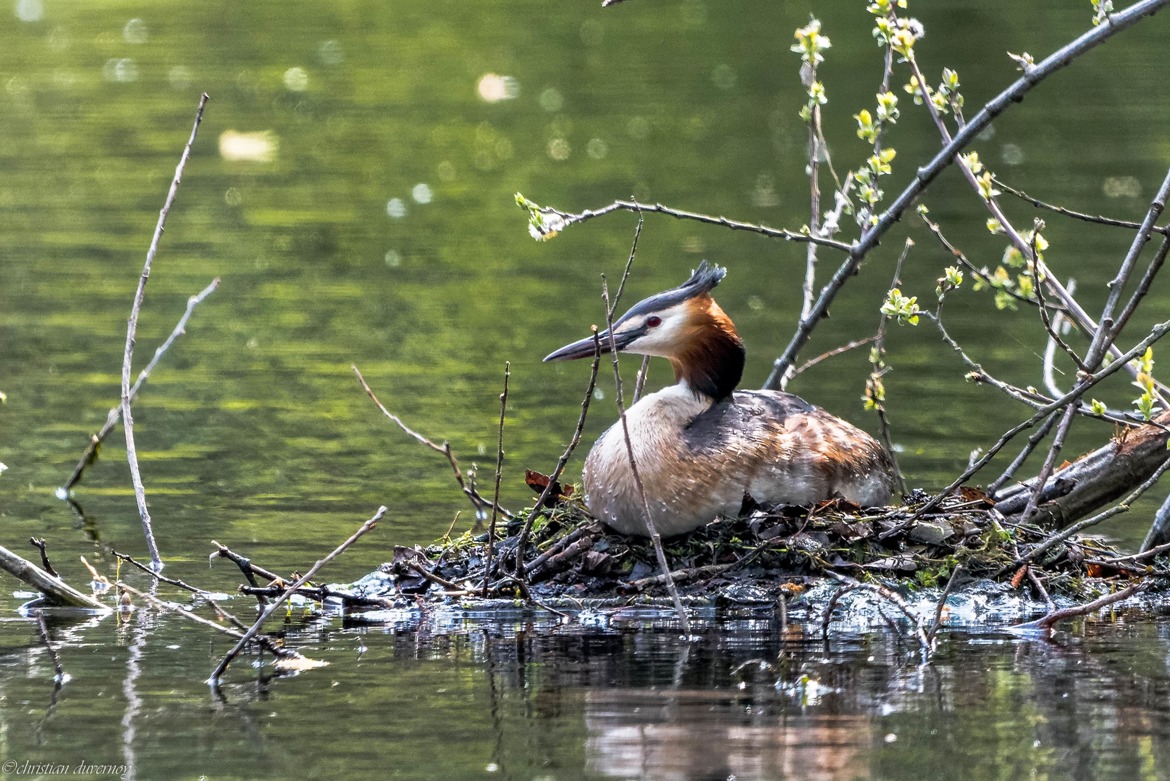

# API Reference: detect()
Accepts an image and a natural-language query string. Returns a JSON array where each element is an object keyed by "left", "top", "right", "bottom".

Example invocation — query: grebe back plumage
[{"left": 545, "top": 262, "right": 896, "bottom": 537}]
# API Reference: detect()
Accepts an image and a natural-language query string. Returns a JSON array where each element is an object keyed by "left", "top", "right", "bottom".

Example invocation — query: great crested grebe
[{"left": 544, "top": 262, "right": 897, "bottom": 537}]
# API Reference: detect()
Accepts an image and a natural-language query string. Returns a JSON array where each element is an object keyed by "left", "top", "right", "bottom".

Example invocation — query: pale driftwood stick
[
  {"left": 1103, "top": 537, "right": 1170, "bottom": 565},
  {"left": 600, "top": 275, "right": 691, "bottom": 635},
  {"left": 515, "top": 331, "right": 602, "bottom": 579},
  {"left": 482, "top": 363, "right": 509, "bottom": 597},
  {"left": 765, "top": 0, "right": 1170, "bottom": 388},
  {"left": 0, "top": 545, "right": 111, "bottom": 612},
  {"left": 122, "top": 93, "right": 209, "bottom": 573},
  {"left": 1015, "top": 581, "right": 1146, "bottom": 633},
  {"left": 209, "top": 506, "right": 384, "bottom": 683},
  {"left": 62, "top": 277, "right": 220, "bottom": 493},
  {"left": 352, "top": 365, "right": 512, "bottom": 520},
  {"left": 1027, "top": 568, "right": 1056, "bottom": 612}
]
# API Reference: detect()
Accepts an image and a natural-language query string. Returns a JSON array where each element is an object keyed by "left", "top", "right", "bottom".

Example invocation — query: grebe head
[{"left": 544, "top": 261, "right": 745, "bottom": 401}]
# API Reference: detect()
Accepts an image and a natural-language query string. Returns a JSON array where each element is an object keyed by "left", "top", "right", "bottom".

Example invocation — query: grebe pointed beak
[{"left": 543, "top": 326, "right": 641, "bottom": 362}]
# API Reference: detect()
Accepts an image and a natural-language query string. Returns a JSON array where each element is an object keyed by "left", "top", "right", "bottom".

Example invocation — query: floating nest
[{"left": 357, "top": 486, "right": 1165, "bottom": 612}]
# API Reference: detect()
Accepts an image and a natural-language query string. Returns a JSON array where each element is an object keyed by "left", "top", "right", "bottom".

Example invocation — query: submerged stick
[
  {"left": 209, "top": 506, "right": 384, "bottom": 684},
  {"left": 36, "top": 613, "right": 67, "bottom": 683},
  {"left": 63, "top": 277, "right": 219, "bottom": 493},
  {"left": 823, "top": 571, "right": 931, "bottom": 657},
  {"left": 121, "top": 93, "right": 209, "bottom": 572},
  {"left": 1015, "top": 581, "right": 1146, "bottom": 634}
]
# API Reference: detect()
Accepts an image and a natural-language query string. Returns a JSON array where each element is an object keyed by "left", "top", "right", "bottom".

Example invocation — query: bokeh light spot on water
[
  {"left": 386, "top": 198, "right": 407, "bottom": 219},
  {"left": 102, "top": 58, "right": 138, "bottom": 83},
  {"left": 123, "top": 18, "right": 148, "bottom": 44},
  {"left": 436, "top": 161, "right": 456, "bottom": 182},
  {"left": 384, "top": 250, "right": 402, "bottom": 268},
  {"left": 1103, "top": 175, "right": 1142, "bottom": 199},
  {"left": 282, "top": 66, "right": 309, "bottom": 91},
  {"left": 218, "top": 130, "right": 279, "bottom": 163},
  {"left": 539, "top": 87, "right": 564, "bottom": 113},
  {"left": 318, "top": 39, "right": 343, "bottom": 66},
  {"left": 168, "top": 65, "right": 193, "bottom": 90},
  {"left": 476, "top": 73, "right": 519, "bottom": 103},
  {"left": 752, "top": 172, "right": 780, "bottom": 208},
  {"left": 224, "top": 187, "right": 242, "bottom": 207},
  {"left": 1000, "top": 143, "right": 1025, "bottom": 166},
  {"left": 411, "top": 183, "right": 433, "bottom": 205},
  {"left": 712, "top": 63, "right": 736, "bottom": 90},
  {"left": 586, "top": 137, "right": 608, "bottom": 160},
  {"left": 547, "top": 138, "right": 570, "bottom": 161},
  {"left": 15, "top": 0, "right": 43, "bottom": 23},
  {"left": 627, "top": 116, "right": 650, "bottom": 140}
]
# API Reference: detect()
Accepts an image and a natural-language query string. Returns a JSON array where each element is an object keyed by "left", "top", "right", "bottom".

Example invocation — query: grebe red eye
[{"left": 646, "top": 316, "right": 662, "bottom": 328}]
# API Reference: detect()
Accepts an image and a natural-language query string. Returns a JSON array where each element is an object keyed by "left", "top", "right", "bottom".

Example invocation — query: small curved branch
[
  {"left": 1014, "top": 581, "right": 1146, "bottom": 634},
  {"left": 528, "top": 199, "right": 852, "bottom": 253}
]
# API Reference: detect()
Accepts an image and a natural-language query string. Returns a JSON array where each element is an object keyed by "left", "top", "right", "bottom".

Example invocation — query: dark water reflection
[
  {"left": 5, "top": 0, "right": 1170, "bottom": 777},
  {"left": 5, "top": 607, "right": 1170, "bottom": 780}
]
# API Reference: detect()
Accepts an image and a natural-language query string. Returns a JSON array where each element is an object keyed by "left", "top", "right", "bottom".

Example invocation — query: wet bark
[{"left": 992, "top": 410, "right": 1170, "bottom": 528}]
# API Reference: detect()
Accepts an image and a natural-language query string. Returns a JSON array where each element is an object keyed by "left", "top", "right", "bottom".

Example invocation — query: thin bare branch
[
  {"left": 995, "top": 176, "right": 1170, "bottom": 236},
  {"left": 515, "top": 330, "right": 602, "bottom": 578},
  {"left": 121, "top": 93, "right": 209, "bottom": 572},
  {"left": 482, "top": 363, "right": 509, "bottom": 597},
  {"left": 353, "top": 365, "right": 512, "bottom": 521},
  {"left": 601, "top": 275, "right": 691, "bottom": 634}
]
